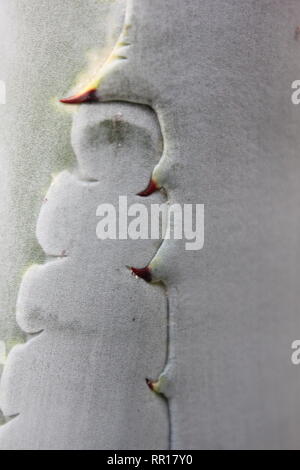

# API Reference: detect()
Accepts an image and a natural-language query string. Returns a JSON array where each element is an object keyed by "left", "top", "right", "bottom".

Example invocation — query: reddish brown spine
[
  {"left": 60, "top": 88, "right": 98, "bottom": 104},
  {"left": 137, "top": 178, "right": 159, "bottom": 197},
  {"left": 130, "top": 266, "right": 152, "bottom": 283},
  {"left": 145, "top": 378, "right": 155, "bottom": 391}
]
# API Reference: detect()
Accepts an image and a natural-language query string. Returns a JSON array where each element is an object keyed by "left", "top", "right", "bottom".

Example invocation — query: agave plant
[{"left": 1, "top": 0, "right": 300, "bottom": 450}]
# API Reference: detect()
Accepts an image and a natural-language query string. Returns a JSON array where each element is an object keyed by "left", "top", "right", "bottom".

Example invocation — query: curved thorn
[
  {"left": 130, "top": 266, "right": 152, "bottom": 283},
  {"left": 60, "top": 88, "right": 98, "bottom": 104},
  {"left": 137, "top": 178, "right": 159, "bottom": 197},
  {"left": 145, "top": 378, "right": 160, "bottom": 394},
  {"left": 145, "top": 378, "right": 155, "bottom": 391}
]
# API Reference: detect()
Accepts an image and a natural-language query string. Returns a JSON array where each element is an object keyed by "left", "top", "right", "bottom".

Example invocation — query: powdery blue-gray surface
[
  {"left": 0, "top": 101, "right": 169, "bottom": 449},
  {"left": 1, "top": 0, "right": 300, "bottom": 449},
  {"left": 0, "top": 0, "right": 125, "bottom": 428},
  {"left": 0, "top": 0, "right": 125, "bottom": 355}
]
